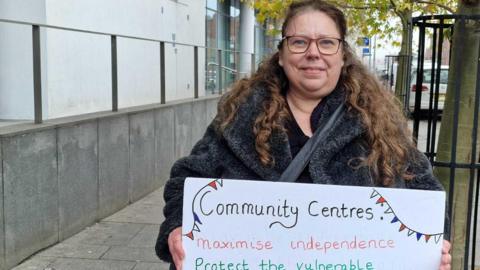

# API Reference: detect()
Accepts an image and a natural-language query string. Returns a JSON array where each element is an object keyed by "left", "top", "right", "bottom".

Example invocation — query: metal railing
[
  {"left": 0, "top": 18, "right": 257, "bottom": 124},
  {"left": 411, "top": 14, "right": 480, "bottom": 270},
  {"left": 384, "top": 54, "right": 412, "bottom": 112}
]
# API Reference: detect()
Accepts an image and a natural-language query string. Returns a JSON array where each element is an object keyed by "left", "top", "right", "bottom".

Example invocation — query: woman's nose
[{"left": 305, "top": 40, "right": 321, "bottom": 58}]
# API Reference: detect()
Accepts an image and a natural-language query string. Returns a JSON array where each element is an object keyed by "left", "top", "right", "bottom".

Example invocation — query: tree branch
[
  {"left": 389, "top": 0, "right": 398, "bottom": 10},
  {"left": 325, "top": 1, "right": 390, "bottom": 10},
  {"left": 389, "top": 0, "right": 403, "bottom": 19},
  {"left": 414, "top": 0, "right": 455, "bottom": 14},
  {"left": 335, "top": 4, "right": 373, "bottom": 10}
]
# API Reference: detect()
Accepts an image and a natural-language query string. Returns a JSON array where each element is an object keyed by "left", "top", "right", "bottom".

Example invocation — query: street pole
[{"left": 369, "top": 36, "right": 372, "bottom": 70}]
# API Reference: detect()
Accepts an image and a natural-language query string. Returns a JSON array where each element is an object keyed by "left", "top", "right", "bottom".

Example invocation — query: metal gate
[{"left": 410, "top": 14, "right": 480, "bottom": 269}]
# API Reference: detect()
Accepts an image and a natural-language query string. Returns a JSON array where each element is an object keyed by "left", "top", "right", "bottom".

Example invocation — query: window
[
  {"left": 205, "top": 0, "right": 241, "bottom": 93},
  {"left": 422, "top": 69, "right": 449, "bottom": 84},
  {"left": 207, "top": 0, "right": 217, "bottom": 10},
  {"left": 206, "top": 9, "right": 217, "bottom": 49}
]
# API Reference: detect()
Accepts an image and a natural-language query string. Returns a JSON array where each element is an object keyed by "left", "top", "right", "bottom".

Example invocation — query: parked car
[{"left": 409, "top": 65, "right": 449, "bottom": 112}]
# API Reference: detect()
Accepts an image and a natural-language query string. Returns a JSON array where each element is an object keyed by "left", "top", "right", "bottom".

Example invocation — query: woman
[{"left": 155, "top": 0, "right": 451, "bottom": 269}]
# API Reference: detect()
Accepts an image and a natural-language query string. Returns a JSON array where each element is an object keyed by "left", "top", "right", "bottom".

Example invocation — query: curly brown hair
[{"left": 215, "top": 0, "right": 415, "bottom": 186}]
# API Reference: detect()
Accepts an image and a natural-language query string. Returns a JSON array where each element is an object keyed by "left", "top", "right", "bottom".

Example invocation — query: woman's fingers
[
  {"left": 440, "top": 253, "right": 451, "bottom": 270},
  {"left": 442, "top": 240, "right": 451, "bottom": 254},
  {"left": 439, "top": 240, "right": 451, "bottom": 270},
  {"left": 168, "top": 227, "right": 185, "bottom": 270}
]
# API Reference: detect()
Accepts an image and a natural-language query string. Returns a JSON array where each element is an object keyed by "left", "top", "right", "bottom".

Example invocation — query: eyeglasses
[{"left": 282, "top": 36, "right": 343, "bottom": 55}]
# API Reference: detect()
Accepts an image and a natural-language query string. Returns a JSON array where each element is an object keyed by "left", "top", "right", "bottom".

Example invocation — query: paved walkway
[{"left": 12, "top": 188, "right": 169, "bottom": 270}]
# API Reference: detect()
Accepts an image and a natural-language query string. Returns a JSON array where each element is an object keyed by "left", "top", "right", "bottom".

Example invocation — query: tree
[
  {"left": 434, "top": 1, "right": 480, "bottom": 268},
  {"left": 246, "top": 0, "right": 456, "bottom": 100}
]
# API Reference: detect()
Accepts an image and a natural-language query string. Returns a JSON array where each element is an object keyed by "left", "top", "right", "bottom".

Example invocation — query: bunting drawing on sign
[
  {"left": 370, "top": 189, "right": 443, "bottom": 244},
  {"left": 184, "top": 179, "right": 224, "bottom": 241}
]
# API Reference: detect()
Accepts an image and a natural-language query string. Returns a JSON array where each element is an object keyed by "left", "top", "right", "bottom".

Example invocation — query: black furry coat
[{"left": 155, "top": 87, "right": 445, "bottom": 263}]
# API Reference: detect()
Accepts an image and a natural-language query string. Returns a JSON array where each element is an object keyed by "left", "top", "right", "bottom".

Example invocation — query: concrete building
[{"left": 0, "top": 0, "right": 268, "bottom": 121}]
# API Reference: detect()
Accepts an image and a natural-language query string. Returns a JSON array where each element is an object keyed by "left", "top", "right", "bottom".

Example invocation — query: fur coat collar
[{"left": 221, "top": 86, "right": 367, "bottom": 185}]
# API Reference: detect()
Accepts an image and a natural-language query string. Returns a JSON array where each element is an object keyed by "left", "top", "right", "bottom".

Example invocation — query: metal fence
[
  {"left": 410, "top": 14, "right": 480, "bottom": 269},
  {"left": 0, "top": 18, "right": 257, "bottom": 124},
  {"left": 383, "top": 55, "right": 397, "bottom": 91},
  {"left": 384, "top": 54, "right": 412, "bottom": 112}
]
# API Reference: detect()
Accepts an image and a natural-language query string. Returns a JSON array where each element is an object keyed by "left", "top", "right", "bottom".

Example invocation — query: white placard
[{"left": 182, "top": 178, "right": 446, "bottom": 270}]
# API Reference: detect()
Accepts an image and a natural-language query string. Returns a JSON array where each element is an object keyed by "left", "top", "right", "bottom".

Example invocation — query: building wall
[
  {"left": 0, "top": 0, "right": 207, "bottom": 120},
  {"left": 0, "top": 96, "right": 220, "bottom": 269}
]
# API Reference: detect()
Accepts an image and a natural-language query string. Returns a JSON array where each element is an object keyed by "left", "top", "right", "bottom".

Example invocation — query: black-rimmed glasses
[{"left": 282, "top": 36, "right": 343, "bottom": 55}]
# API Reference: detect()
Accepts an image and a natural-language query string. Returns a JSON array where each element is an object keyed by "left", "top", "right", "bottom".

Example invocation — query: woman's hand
[
  {"left": 168, "top": 227, "right": 185, "bottom": 270},
  {"left": 439, "top": 240, "right": 451, "bottom": 270}
]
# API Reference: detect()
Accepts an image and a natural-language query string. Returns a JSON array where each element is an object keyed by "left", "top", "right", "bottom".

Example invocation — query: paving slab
[
  {"left": 103, "top": 199, "right": 163, "bottom": 225},
  {"left": 47, "top": 258, "right": 136, "bottom": 270},
  {"left": 132, "top": 262, "right": 170, "bottom": 270},
  {"left": 10, "top": 256, "right": 56, "bottom": 270},
  {"left": 127, "top": 225, "right": 159, "bottom": 248},
  {"left": 133, "top": 187, "right": 164, "bottom": 206},
  {"left": 62, "top": 222, "right": 145, "bottom": 246},
  {"left": 36, "top": 243, "right": 110, "bottom": 259},
  {"left": 101, "top": 246, "right": 159, "bottom": 263}
]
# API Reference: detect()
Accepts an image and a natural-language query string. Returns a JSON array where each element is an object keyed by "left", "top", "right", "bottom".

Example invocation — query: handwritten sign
[{"left": 182, "top": 178, "right": 446, "bottom": 270}]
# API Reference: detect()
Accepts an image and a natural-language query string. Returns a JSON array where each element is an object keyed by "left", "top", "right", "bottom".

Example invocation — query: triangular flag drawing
[
  {"left": 208, "top": 181, "right": 217, "bottom": 190},
  {"left": 193, "top": 224, "right": 200, "bottom": 232},
  {"left": 425, "top": 235, "right": 431, "bottom": 243},
  {"left": 391, "top": 216, "right": 399, "bottom": 223},
  {"left": 376, "top": 197, "right": 386, "bottom": 204},
  {"left": 186, "top": 231, "right": 194, "bottom": 240},
  {"left": 372, "top": 189, "right": 443, "bottom": 244},
  {"left": 193, "top": 212, "right": 202, "bottom": 225}
]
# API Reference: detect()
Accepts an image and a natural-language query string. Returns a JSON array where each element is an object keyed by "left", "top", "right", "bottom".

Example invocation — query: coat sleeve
[
  {"left": 404, "top": 150, "right": 451, "bottom": 239},
  {"left": 404, "top": 150, "right": 444, "bottom": 191},
  {"left": 155, "top": 123, "right": 225, "bottom": 262}
]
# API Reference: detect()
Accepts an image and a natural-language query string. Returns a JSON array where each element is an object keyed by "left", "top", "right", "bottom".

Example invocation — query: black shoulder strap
[{"left": 278, "top": 103, "right": 346, "bottom": 182}]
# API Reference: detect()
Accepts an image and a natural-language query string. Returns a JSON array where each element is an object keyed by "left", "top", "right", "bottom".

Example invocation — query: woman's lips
[{"left": 300, "top": 67, "right": 326, "bottom": 75}]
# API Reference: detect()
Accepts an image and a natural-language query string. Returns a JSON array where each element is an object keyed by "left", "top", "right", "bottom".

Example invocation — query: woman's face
[{"left": 279, "top": 11, "right": 344, "bottom": 100}]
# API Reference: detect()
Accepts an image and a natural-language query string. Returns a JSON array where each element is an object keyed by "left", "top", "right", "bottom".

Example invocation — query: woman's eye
[
  {"left": 291, "top": 38, "right": 308, "bottom": 46},
  {"left": 319, "top": 39, "right": 335, "bottom": 47}
]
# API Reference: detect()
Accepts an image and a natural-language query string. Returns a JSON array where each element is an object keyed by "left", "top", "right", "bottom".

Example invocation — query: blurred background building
[{"left": 0, "top": 0, "right": 272, "bottom": 122}]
